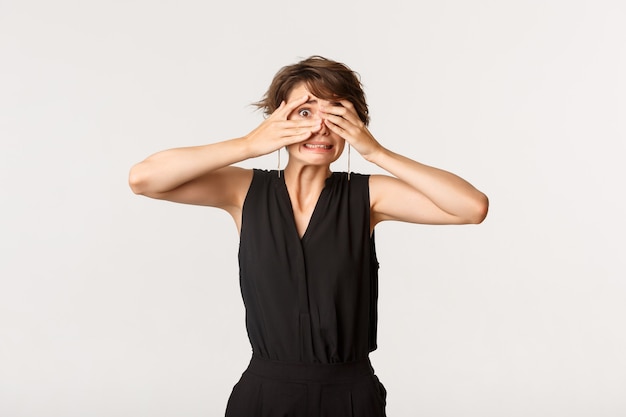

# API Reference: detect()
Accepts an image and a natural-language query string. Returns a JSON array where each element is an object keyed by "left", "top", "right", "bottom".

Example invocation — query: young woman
[{"left": 129, "top": 56, "right": 488, "bottom": 416}]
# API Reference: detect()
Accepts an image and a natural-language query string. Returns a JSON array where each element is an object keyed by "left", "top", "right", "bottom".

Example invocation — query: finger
[
  {"left": 280, "top": 129, "right": 314, "bottom": 145},
  {"left": 275, "top": 94, "right": 310, "bottom": 119},
  {"left": 322, "top": 102, "right": 363, "bottom": 127},
  {"left": 283, "top": 120, "right": 322, "bottom": 137},
  {"left": 323, "top": 118, "right": 347, "bottom": 137},
  {"left": 276, "top": 120, "right": 322, "bottom": 137},
  {"left": 338, "top": 99, "right": 355, "bottom": 110},
  {"left": 273, "top": 119, "right": 320, "bottom": 138},
  {"left": 267, "top": 100, "right": 284, "bottom": 118},
  {"left": 322, "top": 113, "right": 350, "bottom": 132}
]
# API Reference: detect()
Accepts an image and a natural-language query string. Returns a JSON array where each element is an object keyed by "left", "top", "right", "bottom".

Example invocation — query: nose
[
  {"left": 318, "top": 118, "right": 330, "bottom": 136},
  {"left": 315, "top": 109, "right": 330, "bottom": 136}
]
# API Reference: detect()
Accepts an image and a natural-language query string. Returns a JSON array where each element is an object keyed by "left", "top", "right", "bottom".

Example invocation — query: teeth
[{"left": 304, "top": 144, "right": 331, "bottom": 149}]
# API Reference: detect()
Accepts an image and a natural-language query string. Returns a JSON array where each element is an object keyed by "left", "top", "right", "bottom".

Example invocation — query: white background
[{"left": 1, "top": 0, "right": 625, "bottom": 416}]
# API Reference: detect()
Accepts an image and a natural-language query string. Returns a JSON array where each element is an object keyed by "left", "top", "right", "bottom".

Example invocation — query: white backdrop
[{"left": 1, "top": 1, "right": 625, "bottom": 416}]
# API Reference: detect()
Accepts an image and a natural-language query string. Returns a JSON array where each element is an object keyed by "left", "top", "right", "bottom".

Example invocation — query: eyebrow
[{"left": 303, "top": 99, "right": 342, "bottom": 106}]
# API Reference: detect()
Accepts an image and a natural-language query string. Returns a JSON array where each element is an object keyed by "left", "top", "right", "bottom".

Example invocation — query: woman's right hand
[
  {"left": 244, "top": 94, "right": 322, "bottom": 157},
  {"left": 129, "top": 94, "right": 322, "bottom": 210}
]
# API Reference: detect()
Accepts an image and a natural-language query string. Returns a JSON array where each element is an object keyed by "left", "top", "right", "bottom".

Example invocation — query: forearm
[
  {"left": 367, "top": 146, "right": 489, "bottom": 223},
  {"left": 128, "top": 136, "right": 253, "bottom": 195}
]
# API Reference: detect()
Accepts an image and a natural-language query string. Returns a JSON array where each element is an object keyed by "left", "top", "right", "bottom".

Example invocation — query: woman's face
[{"left": 284, "top": 83, "right": 346, "bottom": 166}]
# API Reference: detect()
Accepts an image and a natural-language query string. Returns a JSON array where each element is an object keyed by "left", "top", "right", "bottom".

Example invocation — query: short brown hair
[{"left": 254, "top": 56, "right": 370, "bottom": 126}]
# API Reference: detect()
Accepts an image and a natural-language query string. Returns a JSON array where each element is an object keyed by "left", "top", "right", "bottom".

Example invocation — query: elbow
[
  {"left": 128, "top": 164, "right": 148, "bottom": 195},
  {"left": 468, "top": 193, "right": 489, "bottom": 224}
]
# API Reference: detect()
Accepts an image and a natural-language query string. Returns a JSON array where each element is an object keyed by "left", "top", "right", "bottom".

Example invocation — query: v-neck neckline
[{"left": 278, "top": 171, "right": 335, "bottom": 241}]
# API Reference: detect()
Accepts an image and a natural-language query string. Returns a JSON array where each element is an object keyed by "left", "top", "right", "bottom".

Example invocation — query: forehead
[
  {"left": 286, "top": 83, "right": 337, "bottom": 105},
  {"left": 286, "top": 83, "right": 313, "bottom": 101}
]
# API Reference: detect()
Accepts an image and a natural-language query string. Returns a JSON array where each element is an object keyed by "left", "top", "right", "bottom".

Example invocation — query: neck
[
  {"left": 284, "top": 162, "right": 331, "bottom": 184},
  {"left": 283, "top": 163, "right": 332, "bottom": 208}
]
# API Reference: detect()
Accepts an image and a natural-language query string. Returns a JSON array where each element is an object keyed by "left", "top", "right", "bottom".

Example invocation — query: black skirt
[{"left": 225, "top": 356, "right": 387, "bottom": 417}]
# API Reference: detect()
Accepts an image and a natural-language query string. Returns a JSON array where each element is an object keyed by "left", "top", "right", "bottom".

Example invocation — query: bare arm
[
  {"left": 128, "top": 139, "right": 254, "bottom": 208},
  {"left": 367, "top": 152, "right": 489, "bottom": 225},
  {"left": 321, "top": 101, "right": 489, "bottom": 226},
  {"left": 128, "top": 95, "right": 323, "bottom": 225}
]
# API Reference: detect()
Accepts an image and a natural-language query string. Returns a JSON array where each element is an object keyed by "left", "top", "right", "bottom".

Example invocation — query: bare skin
[{"left": 129, "top": 83, "right": 489, "bottom": 236}]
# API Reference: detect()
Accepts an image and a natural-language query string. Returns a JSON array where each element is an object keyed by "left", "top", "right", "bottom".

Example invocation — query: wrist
[
  {"left": 362, "top": 144, "right": 388, "bottom": 164},
  {"left": 239, "top": 134, "right": 264, "bottom": 159}
]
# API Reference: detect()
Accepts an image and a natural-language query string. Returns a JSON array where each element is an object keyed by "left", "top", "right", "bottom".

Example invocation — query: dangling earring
[
  {"left": 277, "top": 148, "right": 281, "bottom": 178},
  {"left": 347, "top": 144, "right": 351, "bottom": 181}
]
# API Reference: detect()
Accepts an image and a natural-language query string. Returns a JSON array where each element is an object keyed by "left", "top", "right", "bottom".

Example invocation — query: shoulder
[
  {"left": 368, "top": 174, "right": 409, "bottom": 213},
  {"left": 247, "top": 169, "right": 280, "bottom": 188},
  {"left": 368, "top": 174, "right": 397, "bottom": 195},
  {"left": 330, "top": 172, "right": 371, "bottom": 203},
  {"left": 241, "top": 169, "right": 281, "bottom": 204},
  {"left": 333, "top": 171, "right": 370, "bottom": 183}
]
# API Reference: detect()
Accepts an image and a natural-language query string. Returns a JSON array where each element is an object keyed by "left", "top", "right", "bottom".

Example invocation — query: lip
[{"left": 302, "top": 142, "right": 334, "bottom": 152}]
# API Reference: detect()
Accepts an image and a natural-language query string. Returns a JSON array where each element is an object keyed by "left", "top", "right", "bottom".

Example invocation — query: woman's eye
[{"left": 298, "top": 109, "right": 312, "bottom": 118}]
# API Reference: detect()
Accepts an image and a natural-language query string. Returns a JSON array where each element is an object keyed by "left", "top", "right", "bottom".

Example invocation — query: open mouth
[{"left": 303, "top": 144, "right": 333, "bottom": 150}]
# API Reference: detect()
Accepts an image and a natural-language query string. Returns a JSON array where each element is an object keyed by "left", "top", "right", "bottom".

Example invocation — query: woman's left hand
[
  {"left": 322, "top": 100, "right": 488, "bottom": 226},
  {"left": 320, "top": 100, "right": 382, "bottom": 161}
]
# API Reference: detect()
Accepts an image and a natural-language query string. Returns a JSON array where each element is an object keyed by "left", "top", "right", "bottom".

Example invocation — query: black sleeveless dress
[{"left": 225, "top": 169, "right": 387, "bottom": 417}]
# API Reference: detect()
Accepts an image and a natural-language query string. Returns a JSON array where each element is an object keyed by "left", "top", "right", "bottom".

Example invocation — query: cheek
[
  {"left": 334, "top": 138, "right": 346, "bottom": 154},
  {"left": 332, "top": 132, "right": 345, "bottom": 143}
]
